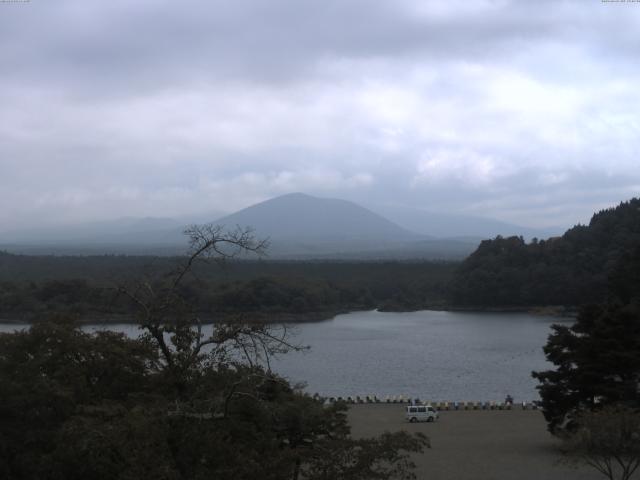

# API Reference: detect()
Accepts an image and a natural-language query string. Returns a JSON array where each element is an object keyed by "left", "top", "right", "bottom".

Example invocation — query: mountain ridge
[
  {"left": 0, "top": 192, "right": 569, "bottom": 258},
  {"left": 213, "top": 192, "right": 422, "bottom": 242}
]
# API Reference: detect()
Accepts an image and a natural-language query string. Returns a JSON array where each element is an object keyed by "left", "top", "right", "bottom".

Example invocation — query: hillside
[
  {"left": 213, "top": 193, "right": 451, "bottom": 258},
  {"left": 0, "top": 194, "right": 475, "bottom": 259},
  {"left": 215, "top": 193, "right": 420, "bottom": 242},
  {"left": 450, "top": 198, "right": 640, "bottom": 307},
  {"left": 0, "top": 193, "right": 567, "bottom": 260},
  {"left": 371, "top": 203, "right": 561, "bottom": 240}
]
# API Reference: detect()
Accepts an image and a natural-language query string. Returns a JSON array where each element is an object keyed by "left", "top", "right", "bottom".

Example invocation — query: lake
[{"left": 0, "top": 310, "right": 567, "bottom": 402}]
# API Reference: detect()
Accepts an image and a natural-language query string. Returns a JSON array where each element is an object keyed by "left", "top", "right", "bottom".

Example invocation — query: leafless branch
[{"left": 111, "top": 224, "right": 304, "bottom": 381}]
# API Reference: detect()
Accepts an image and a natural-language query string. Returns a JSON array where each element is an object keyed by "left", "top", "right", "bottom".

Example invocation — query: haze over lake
[{"left": 1, "top": 310, "right": 564, "bottom": 401}]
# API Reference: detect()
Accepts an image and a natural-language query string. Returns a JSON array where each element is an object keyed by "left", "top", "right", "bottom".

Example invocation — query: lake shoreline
[
  {"left": 417, "top": 304, "right": 577, "bottom": 317},
  {"left": 0, "top": 304, "right": 576, "bottom": 326},
  {"left": 0, "top": 310, "right": 348, "bottom": 326}
]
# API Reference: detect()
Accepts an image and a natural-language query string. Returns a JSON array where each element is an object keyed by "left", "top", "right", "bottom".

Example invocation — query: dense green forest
[
  {"left": 450, "top": 198, "right": 640, "bottom": 307},
  {"left": 0, "top": 254, "right": 455, "bottom": 322}
]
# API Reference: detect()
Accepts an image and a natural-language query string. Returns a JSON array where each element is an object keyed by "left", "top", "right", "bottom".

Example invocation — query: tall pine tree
[{"left": 533, "top": 245, "right": 640, "bottom": 433}]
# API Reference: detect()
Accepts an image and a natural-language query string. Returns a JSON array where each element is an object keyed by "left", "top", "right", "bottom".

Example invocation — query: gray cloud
[
  {"left": 1, "top": 0, "right": 639, "bottom": 232},
  {"left": 4, "top": 0, "right": 638, "bottom": 92}
]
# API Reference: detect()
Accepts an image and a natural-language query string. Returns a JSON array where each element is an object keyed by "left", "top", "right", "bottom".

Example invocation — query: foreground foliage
[
  {"left": 533, "top": 244, "right": 640, "bottom": 434},
  {"left": 561, "top": 406, "right": 640, "bottom": 480},
  {"left": 0, "top": 321, "right": 428, "bottom": 480},
  {"left": 532, "top": 302, "right": 640, "bottom": 433},
  {"left": 0, "top": 225, "right": 428, "bottom": 479}
]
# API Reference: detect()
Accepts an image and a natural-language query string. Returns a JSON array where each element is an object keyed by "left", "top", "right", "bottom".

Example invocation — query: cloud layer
[{"left": 1, "top": 0, "right": 639, "bottom": 231}]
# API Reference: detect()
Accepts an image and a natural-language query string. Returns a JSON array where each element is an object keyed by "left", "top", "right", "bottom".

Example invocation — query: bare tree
[
  {"left": 561, "top": 406, "right": 640, "bottom": 480},
  {"left": 117, "top": 224, "right": 301, "bottom": 379}
]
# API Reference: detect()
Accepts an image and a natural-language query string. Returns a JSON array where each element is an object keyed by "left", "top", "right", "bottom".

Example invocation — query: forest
[
  {"left": 0, "top": 254, "right": 455, "bottom": 323},
  {"left": 450, "top": 198, "right": 640, "bottom": 307},
  {"left": 1, "top": 198, "right": 639, "bottom": 323}
]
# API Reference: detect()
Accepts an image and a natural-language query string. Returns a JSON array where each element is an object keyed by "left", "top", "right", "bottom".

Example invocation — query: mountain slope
[
  {"left": 0, "top": 192, "right": 568, "bottom": 260},
  {"left": 214, "top": 193, "right": 422, "bottom": 242},
  {"left": 1, "top": 217, "right": 185, "bottom": 244},
  {"left": 370, "top": 204, "right": 562, "bottom": 240}
]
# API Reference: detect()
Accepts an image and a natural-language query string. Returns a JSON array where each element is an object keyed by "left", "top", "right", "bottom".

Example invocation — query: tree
[
  {"left": 0, "top": 224, "right": 429, "bottom": 480},
  {"left": 561, "top": 406, "right": 640, "bottom": 480},
  {"left": 532, "top": 302, "right": 640, "bottom": 433},
  {"left": 0, "top": 318, "right": 159, "bottom": 479},
  {"left": 533, "top": 240, "right": 640, "bottom": 434},
  {"left": 451, "top": 198, "right": 640, "bottom": 308}
]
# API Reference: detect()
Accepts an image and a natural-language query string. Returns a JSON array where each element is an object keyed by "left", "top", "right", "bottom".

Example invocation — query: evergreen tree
[
  {"left": 451, "top": 198, "right": 640, "bottom": 307},
  {"left": 532, "top": 303, "right": 640, "bottom": 433},
  {"left": 533, "top": 244, "right": 640, "bottom": 433}
]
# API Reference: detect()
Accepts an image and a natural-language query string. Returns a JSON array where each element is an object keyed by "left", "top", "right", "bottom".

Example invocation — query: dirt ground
[{"left": 347, "top": 404, "right": 603, "bottom": 480}]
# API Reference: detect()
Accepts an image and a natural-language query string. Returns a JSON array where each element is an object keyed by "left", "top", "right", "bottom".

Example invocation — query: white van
[{"left": 405, "top": 405, "right": 438, "bottom": 423}]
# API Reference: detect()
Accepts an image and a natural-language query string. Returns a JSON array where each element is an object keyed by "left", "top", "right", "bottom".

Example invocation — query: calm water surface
[
  {"left": 271, "top": 310, "right": 567, "bottom": 402},
  {"left": 0, "top": 310, "right": 568, "bottom": 401}
]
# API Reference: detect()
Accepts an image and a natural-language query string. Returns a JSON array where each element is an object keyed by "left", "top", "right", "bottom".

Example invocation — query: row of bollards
[{"left": 317, "top": 394, "right": 541, "bottom": 410}]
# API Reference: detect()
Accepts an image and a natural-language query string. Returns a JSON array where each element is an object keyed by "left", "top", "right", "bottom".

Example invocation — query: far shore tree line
[{"left": 0, "top": 255, "right": 454, "bottom": 322}]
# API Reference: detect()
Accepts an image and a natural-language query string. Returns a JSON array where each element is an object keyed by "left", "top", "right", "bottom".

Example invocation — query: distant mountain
[
  {"left": 207, "top": 193, "right": 480, "bottom": 258},
  {"left": 214, "top": 193, "right": 420, "bottom": 243},
  {"left": 370, "top": 204, "right": 562, "bottom": 240},
  {"left": 1, "top": 217, "right": 186, "bottom": 246},
  {"left": 0, "top": 193, "right": 561, "bottom": 259}
]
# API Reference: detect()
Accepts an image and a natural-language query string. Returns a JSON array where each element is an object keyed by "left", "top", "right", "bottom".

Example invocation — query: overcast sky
[{"left": 1, "top": 0, "right": 639, "bottom": 231}]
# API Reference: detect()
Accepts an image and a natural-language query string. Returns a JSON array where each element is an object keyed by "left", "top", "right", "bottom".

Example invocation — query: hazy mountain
[
  {"left": 208, "top": 193, "right": 441, "bottom": 257},
  {"left": 0, "top": 193, "right": 559, "bottom": 259},
  {"left": 1, "top": 217, "right": 185, "bottom": 245},
  {"left": 0, "top": 210, "right": 228, "bottom": 249},
  {"left": 213, "top": 193, "right": 421, "bottom": 242},
  {"left": 371, "top": 204, "right": 563, "bottom": 240}
]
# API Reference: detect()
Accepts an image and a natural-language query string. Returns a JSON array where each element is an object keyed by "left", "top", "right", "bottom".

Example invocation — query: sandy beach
[{"left": 348, "top": 404, "right": 603, "bottom": 480}]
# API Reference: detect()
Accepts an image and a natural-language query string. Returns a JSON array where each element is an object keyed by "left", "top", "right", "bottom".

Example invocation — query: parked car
[{"left": 405, "top": 405, "right": 438, "bottom": 423}]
